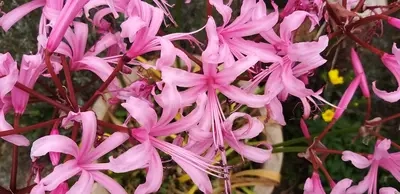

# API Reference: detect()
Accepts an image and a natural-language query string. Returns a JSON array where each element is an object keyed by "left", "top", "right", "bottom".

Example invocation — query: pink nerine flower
[
  {"left": 30, "top": 111, "right": 128, "bottom": 194},
  {"left": 47, "top": 0, "right": 90, "bottom": 52},
  {"left": 372, "top": 44, "right": 400, "bottom": 102},
  {"left": 0, "top": 53, "right": 30, "bottom": 146},
  {"left": 342, "top": 139, "right": 400, "bottom": 194},
  {"left": 11, "top": 54, "right": 45, "bottom": 114},
  {"left": 304, "top": 172, "right": 352, "bottom": 194},
  {"left": 204, "top": 0, "right": 281, "bottom": 67},
  {"left": 109, "top": 83, "right": 217, "bottom": 194}
]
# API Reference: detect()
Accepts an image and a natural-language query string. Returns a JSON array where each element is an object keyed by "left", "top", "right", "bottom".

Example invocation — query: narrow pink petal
[
  {"left": 151, "top": 93, "right": 207, "bottom": 136},
  {"left": 146, "top": 7, "right": 164, "bottom": 38},
  {"left": 120, "top": 16, "right": 147, "bottom": 43},
  {"left": 0, "top": 53, "right": 18, "bottom": 100},
  {"left": 71, "top": 22, "right": 88, "bottom": 61},
  {"left": 303, "top": 178, "right": 314, "bottom": 194},
  {"left": 202, "top": 17, "right": 224, "bottom": 64},
  {"left": 334, "top": 76, "right": 361, "bottom": 120},
  {"left": 66, "top": 170, "right": 94, "bottom": 194},
  {"left": 373, "top": 139, "right": 391, "bottom": 160},
  {"left": 0, "top": 110, "right": 30, "bottom": 146},
  {"left": 109, "top": 141, "right": 151, "bottom": 173},
  {"left": 77, "top": 56, "right": 120, "bottom": 92},
  {"left": 379, "top": 187, "right": 399, "bottom": 194},
  {"left": 122, "top": 96, "right": 158, "bottom": 130},
  {"left": 31, "top": 184, "right": 45, "bottom": 194},
  {"left": 0, "top": 0, "right": 46, "bottom": 31},
  {"left": 91, "top": 171, "right": 127, "bottom": 194},
  {"left": 287, "top": 36, "right": 328, "bottom": 69},
  {"left": 180, "top": 86, "right": 208, "bottom": 106},
  {"left": 342, "top": 151, "right": 371, "bottom": 169},
  {"left": 62, "top": 111, "right": 97, "bottom": 158},
  {"left": 154, "top": 83, "right": 181, "bottom": 127},
  {"left": 331, "top": 178, "right": 352, "bottom": 194},
  {"left": 41, "top": 160, "right": 81, "bottom": 191},
  {"left": 83, "top": 132, "right": 129, "bottom": 163},
  {"left": 281, "top": 61, "right": 314, "bottom": 98},
  {"left": 92, "top": 8, "right": 112, "bottom": 31},
  {"left": 155, "top": 37, "right": 177, "bottom": 69},
  {"left": 209, "top": 0, "right": 232, "bottom": 26},
  {"left": 161, "top": 67, "right": 206, "bottom": 87},
  {"left": 346, "top": 163, "right": 379, "bottom": 194},
  {"left": 134, "top": 149, "right": 163, "bottom": 194},
  {"left": 266, "top": 97, "right": 286, "bottom": 125},
  {"left": 216, "top": 55, "right": 259, "bottom": 85},
  {"left": 372, "top": 54, "right": 400, "bottom": 102},
  {"left": 304, "top": 172, "right": 325, "bottom": 194},
  {"left": 49, "top": 129, "right": 61, "bottom": 166},
  {"left": 173, "top": 156, "right": 212, "bottom": 193},
  {"left": 225, "top": 113, "right": 263, "bottom": 139},
  {"left": 219, "top": 85, "right": 270, "bottom": 108},
  {"left": 279, "top": 11, "right": 319, "bottom": 43},
  {"left": 225, "top": 137, "right": 272, "bottom": 163},
  {"left": 31, "top": 135, "right": 79, "bottom": 160},
  {"left": 47, "top": 0, "right": 90, "bottom": 52}
]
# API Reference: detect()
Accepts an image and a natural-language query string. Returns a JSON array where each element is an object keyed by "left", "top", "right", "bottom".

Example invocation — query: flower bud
[
  {"left": 351, "top": 48, "right": 370, "bottom": 98},
  {"left": 334, "top": 76, "right": 361, "bottom": 120}
]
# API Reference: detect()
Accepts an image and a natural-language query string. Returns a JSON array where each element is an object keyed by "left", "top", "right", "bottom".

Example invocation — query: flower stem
[
  {"left": 15, "top": 82, "right": 70, "bottom": 112},
  {"left": 367, "top": 112, "right": 400, "bottom": 126},
  {"left": 61, "top": 55, "right": 78, "bottom": 111},
  {"left": 345, "top": 32, "right": 385, "bottom": 56},
  {"left": 45, "top": 50, "right": 68, "bottom": 100},
  {"left": 81, "top": 57, "right": 125, "bottom": 111},
  {"left": 0, "top": 119, "right": 59, "bottom": 137},
  {"left": 272, "top": 146, "right": 307, "bottom": 153},
  {"left": 10, "top": 115, "right": 21, "bottom": 192},
  {"left": 206, "top": 0, "right": 212, "bottom": 16},
  {"left": 315, "top": 119, "right": 337, "bottom": 143},
  {"left": 97, "top": 120, "right": 130, "bottom": 133},
  {"left": 0, "top": 186, "right": 10, "bottom": 194},
  {"left": 16, "top": 184, "right": 36, "bottom": 194}
]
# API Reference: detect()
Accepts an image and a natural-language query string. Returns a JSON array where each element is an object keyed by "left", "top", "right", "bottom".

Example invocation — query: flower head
[{"left": 328, "top": 69, "right": 344, "bottom": 85}]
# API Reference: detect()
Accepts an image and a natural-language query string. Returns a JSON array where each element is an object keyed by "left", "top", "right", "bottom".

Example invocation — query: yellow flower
[
  {"left": 328, "top": 69, "right": 344, "bottom": 85},
  {"left": 322, "top": 109, "right": 335, "bottom": 122}
]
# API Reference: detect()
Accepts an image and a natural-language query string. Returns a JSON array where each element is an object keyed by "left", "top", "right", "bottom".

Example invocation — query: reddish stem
[
  {"left": 353, "top": 0, "right": 365, "bottom": 12},
  {"left": 206, "top": 0, "right": 212, "bottom": 16},
  {"left": 369, "top": 130, "right": 400, "bottom": 150},
  {"left": 364, "top": 97, "right": 372, "bottom": 122},
  {"left": 345, "top": 32, "right": 385, "bottom": 56},
  {"left": 15, "top": 82, "right": 70, "bottom": 112},
  {"left": 319, "top": 164, "right": 336, "bottom": 188},
  {"left": 45, "top": 50, "right": 68, "bottom": 100},
  {"left": 10, "top": 115, "right": 21, "bottom": 192},
  {"left": 61, "top": 56, "right": 78, "bottom": 111},
  {"left": 0, "top": 119, "right": 59, "bottom": 137},
  {"left": 97, "top": 120, "right": 130, "bottom": 133},
  {"left": 368, "top": 112, "right": 400, "bottom": 126},
  {"left": 314, "top": 148, "right": 369, "bottom": 157},
  {"left": 64, "top": 123, "right": 80, "bottom": 162},
  {"left": 315, "top": 119, "right": 337, "bottom": 142},
  {"left": 81, "top": 57, "right": 125, "bottom": 111}
]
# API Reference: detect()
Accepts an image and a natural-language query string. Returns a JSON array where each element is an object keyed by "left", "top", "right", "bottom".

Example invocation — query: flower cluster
[{"left": 0, "top": 0, "right": 399, "bottom": 193}]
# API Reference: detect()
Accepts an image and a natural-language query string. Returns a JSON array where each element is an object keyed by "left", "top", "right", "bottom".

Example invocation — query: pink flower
[
  {"left": 0, "top": 0, "right": 46, "bottom": 31},
  {"left": 110, "top": 84, "right": 217, "bottom": 193},
  {"left": 342, "top": 139, "right": 400, "bottom": 194},
  {"left": 11, "top": 54, "right": 45, "bottom": 114},
  {"left": 304, "top": 172, "right": 352, "bottom": 194},
  {"left": 203, "top": 1, "right": 281, "bottom": 67},
  {"left": 53, "top": 22, "right": 121, "bottom": 93},
  {"left": 47, "top": 0, "right": 90, "bottom": 52},
  {"left": 281, "top": 0, "right": 324, "bottom": 19},
  {"left": 118, "top": 0, "right": 197, "bottom": 69},
  {"left": 372, "top": 44, "right": 400, "bottom": 102},
  {"left": 30, "top": 111, "right": 128, "bottom": 194}
]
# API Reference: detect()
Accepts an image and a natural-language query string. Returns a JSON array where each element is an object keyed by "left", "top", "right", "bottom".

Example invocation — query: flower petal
[
  {"left": 41, "top": 160, "right": 81, "bottom": 191},
  {"left": 122, "top": 96, "right": 158, "bottom": 130},
  {"left": 0, "top": 0, "right": 45, "bottom": 31},
  {"left": 331, "top": 178, "right": 352, "bottom": 194},
  {"left": 120, "top": 16, "right": 147, "bottom": 43},
  {"left": 62, "top": 111, "right": 97, "bottom": 158},
  {"left": 279, "top": 11, "right": 318, "bottom": 43},
  {"left": 134, "top": 148, "right": 163, "bottom": 194},
  {"left": 161, "top": 67, "right": 205, "bottom": 87},
  {"left": 91, "top": 171, "right": 127, "bottom": 194},
  {"left": 31, "top": 135, "right": 79, "bottom": 160},
  {"left": 372, "top": 53, "right": 400, "bottom": 103},
  {"left": 66, "top": 170, "right": 94, "bottom": 194},
  {"left": 379, "top": 187, "right": 400, "bottom": 194},
  {"left": 209, "top": 0, "right": 232, "bottom": 26},
  {"left": 109, "top": 141, "right": 151, "bottom": 173},
  {"left": 0, "top": 53, "right": 18, "bottom": 100},
  {"left": 154, "top": 83, "right": 181, "bottom": 127},
  {"left": 342, "top": 151, "right": 371, "bottom": 169},
  {"left": 219, "top": 85, "right": 270, "bottom": 108},
  {"left": 84, "top": 132, "right": 129, "bottom": 163},
  {"left": 226, "top": 137, "right": 272, "bottom": 163},
  {"left": 216, "top": 55, "right": 259, "bottom": 85}
]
